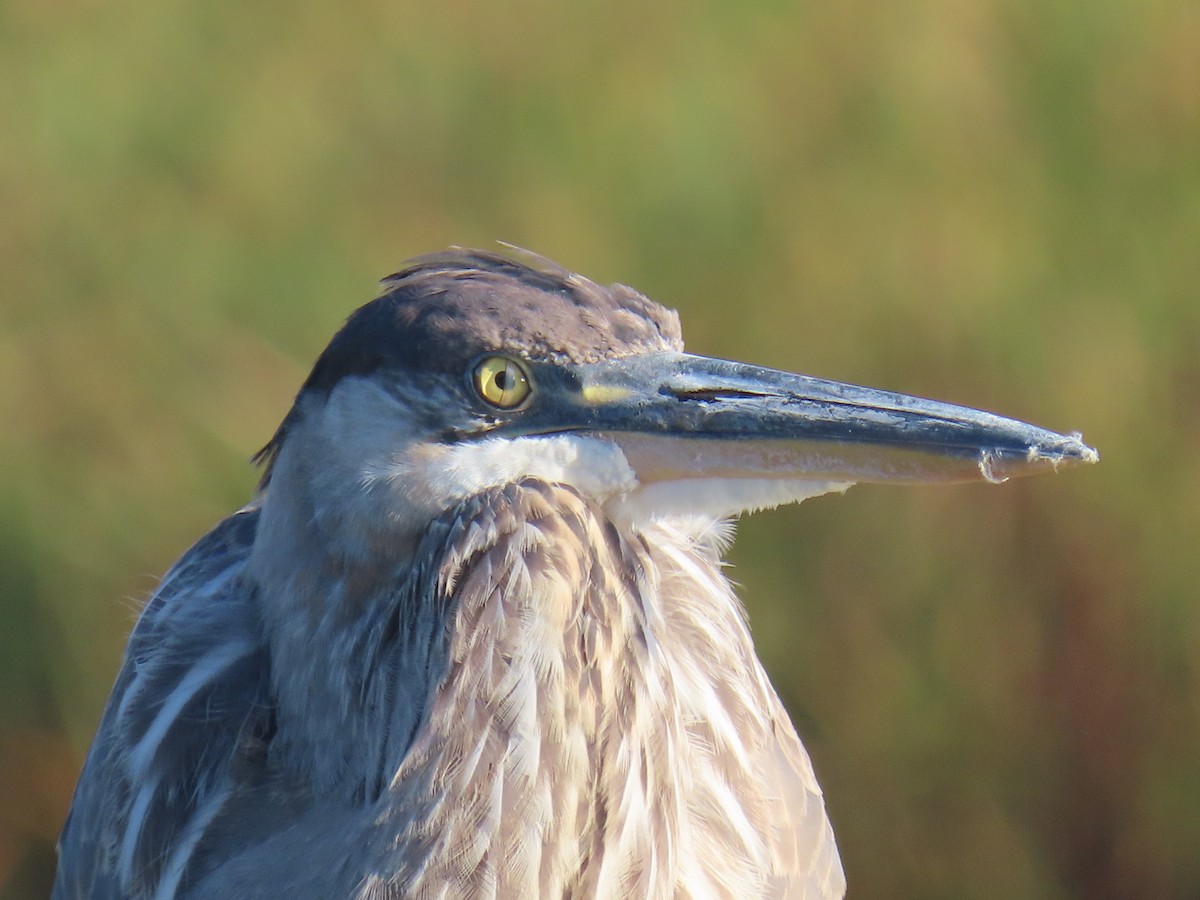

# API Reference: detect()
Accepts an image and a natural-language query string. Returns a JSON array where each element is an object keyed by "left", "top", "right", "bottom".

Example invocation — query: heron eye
[{"left": 472, "top": 356, "right": 532, "bottom": 409}]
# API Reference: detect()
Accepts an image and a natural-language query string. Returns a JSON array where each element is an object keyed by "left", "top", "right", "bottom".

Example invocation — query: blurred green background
[{"left": 2, "top": 0, "right": 1197, "bottom": 897}]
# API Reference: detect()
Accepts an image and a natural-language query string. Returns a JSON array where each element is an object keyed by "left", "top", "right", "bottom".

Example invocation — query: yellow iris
[{"left": 472, "top": 356, "right": 532, "bottom": 409}]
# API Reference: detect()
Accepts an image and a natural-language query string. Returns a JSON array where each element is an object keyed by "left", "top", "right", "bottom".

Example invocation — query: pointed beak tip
[{"left": 1030, "top": 432, "right": 1100, "bottom": 470}]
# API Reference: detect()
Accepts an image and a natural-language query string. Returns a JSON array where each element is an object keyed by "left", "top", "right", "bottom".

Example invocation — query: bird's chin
[
  {"left": 604, "top": 476, "right": 852, "bottom": 536},
  {"left": 365, "top": 432, "right": 850, "bottom": 540}
]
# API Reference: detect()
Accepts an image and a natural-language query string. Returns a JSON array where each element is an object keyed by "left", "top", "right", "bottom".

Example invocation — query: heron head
[{"left": 254, "top": 249, "right": 1097, "bottom": 547}]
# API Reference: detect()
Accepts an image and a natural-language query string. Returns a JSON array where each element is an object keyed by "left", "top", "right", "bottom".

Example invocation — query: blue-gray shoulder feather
[{"left": 54, "top": 507, "right": 271, "bottom": 900}]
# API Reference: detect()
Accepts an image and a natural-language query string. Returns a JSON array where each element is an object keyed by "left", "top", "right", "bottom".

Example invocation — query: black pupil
[{"left": 495, "top": 369, "right": 510, "bottom": 390}]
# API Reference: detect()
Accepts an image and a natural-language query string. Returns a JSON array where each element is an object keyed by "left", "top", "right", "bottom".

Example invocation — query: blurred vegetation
[{"left": 1, "top": 0, "right": 1197, "bottom": 897}]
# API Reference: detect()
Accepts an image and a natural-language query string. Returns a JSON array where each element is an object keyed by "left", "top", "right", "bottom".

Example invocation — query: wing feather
[{"left": 54, "top": 506, "right": 271, "bottom": 900}]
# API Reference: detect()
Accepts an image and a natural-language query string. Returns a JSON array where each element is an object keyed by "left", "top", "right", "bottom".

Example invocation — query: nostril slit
[{"left": 669, "top": 388, "right": 769, "bottom": 402}]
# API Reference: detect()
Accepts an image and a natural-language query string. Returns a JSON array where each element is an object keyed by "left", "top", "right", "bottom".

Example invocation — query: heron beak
[{"left": 526, "top": 351, "right": 1098, "bottom": 487}]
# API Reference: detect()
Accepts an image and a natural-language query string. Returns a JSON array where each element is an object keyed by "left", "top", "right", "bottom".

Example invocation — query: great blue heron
[{"left": 54, "top": 249, "right": 1097, "bottom": 899}]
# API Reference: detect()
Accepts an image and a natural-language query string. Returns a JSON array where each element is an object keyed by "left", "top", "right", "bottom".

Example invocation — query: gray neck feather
[{"left": 250, "top": 468, "right": 816, "bottom": 896}]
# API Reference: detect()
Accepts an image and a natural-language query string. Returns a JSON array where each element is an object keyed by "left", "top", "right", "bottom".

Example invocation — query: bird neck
[
  {"left": 248, "top": 448, "right": 448, "bottom": 799},
  {"left": 251, "top": 472, "right": 795, "bottom": 895},
  {"left": 353, "top": 480, "right": 788, "bottom": 896}
]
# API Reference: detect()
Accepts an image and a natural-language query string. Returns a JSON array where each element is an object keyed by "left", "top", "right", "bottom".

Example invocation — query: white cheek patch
[{"left": 372, "top": 434, "right": 641, "bottom": 515}]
